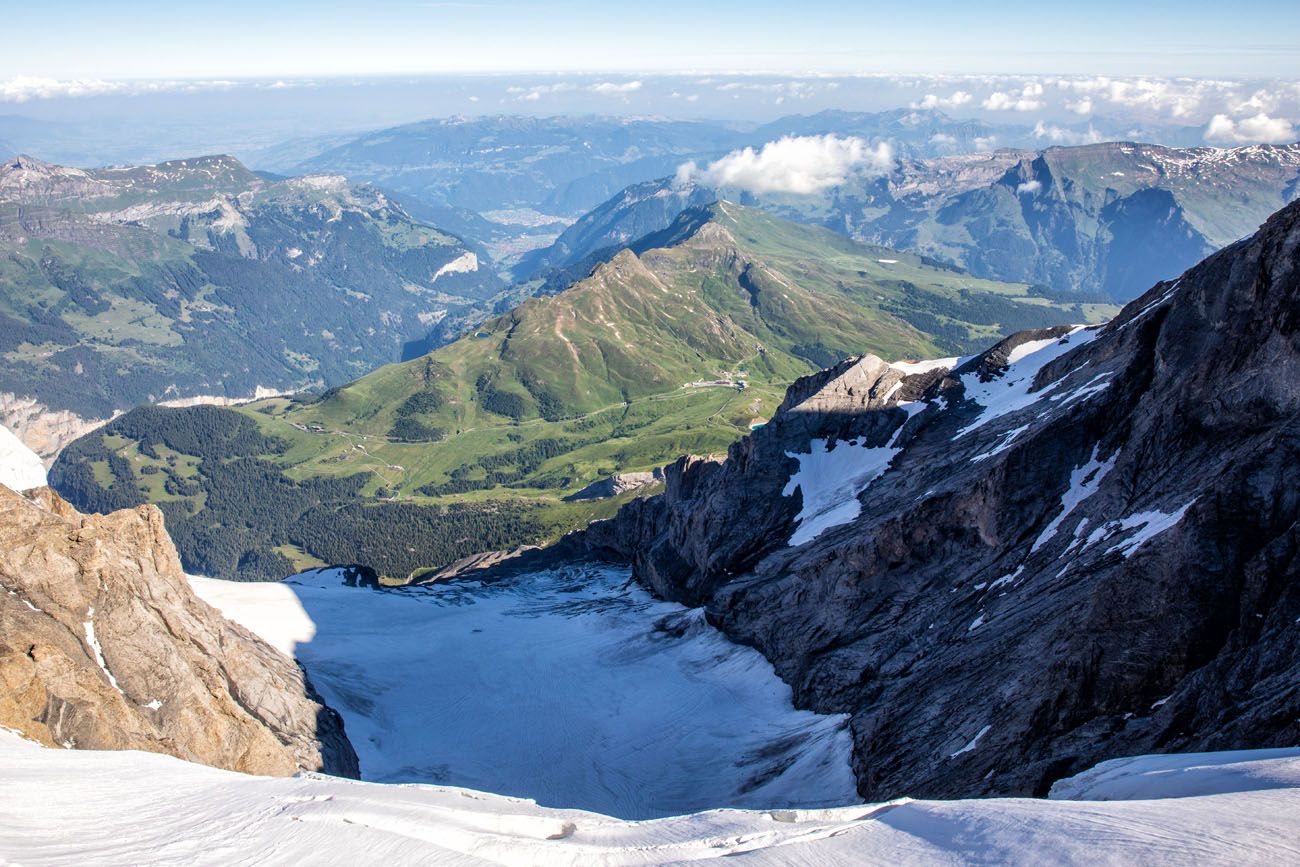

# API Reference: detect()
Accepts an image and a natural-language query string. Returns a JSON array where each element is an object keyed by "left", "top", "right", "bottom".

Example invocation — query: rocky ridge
[{"left": 0, "top": 481, "right": 358, "bottom": 778}]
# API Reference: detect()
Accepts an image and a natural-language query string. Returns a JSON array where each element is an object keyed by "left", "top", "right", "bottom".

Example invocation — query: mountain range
[
  {"left": 49, "top": 202, "right": 1111, "bottom": 581},
  {"left": 273, "top": 110, "right": 1100, "bottom": 267},
  {"left": 5, "top": 197, "right": 1299, "bottom": 865},
  {"left": 528, "top": 140, "right": 1300, "bottom": 301},
  {"left": 0, "top": 153, "right": 500, "bottom": 458}
]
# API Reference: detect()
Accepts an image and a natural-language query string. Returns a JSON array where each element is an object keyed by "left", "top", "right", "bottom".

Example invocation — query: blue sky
[{"left": 6, "top": 0, "right": 1299, "bottom": 79}]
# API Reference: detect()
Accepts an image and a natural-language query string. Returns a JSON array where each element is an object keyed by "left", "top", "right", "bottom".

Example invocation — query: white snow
[
  {"left": 432, "top": 251, "right": 479, "bottom": 280},
  {"left": 988, "top": 566, "right": 1024, "bottom": 590},
  {"left": 82, "top": 607, "right": 121, "bottom": 695},
  {"left": 948, "top": 725, "right": 992, "bottom": 757},
  {"left": 889, "top": 356, "right": 960, "bottom": 375},
  {"left": 1064, "top": 499, "right": 1197, "bottom": 565},
  {"left": 1047, "top": 372, "right": 1113, "bottom": 408},
  {"left": 783, "top": 437, "right": 900, "bottom": 546},
  {"left": 969, "top": 424, "right": 1029, "bottom": 462},
  {"left": 1048, "top": 747, "right": 1300, "bottom": 801},
  {"left": 1031, "top": 446, "right": 1118, "bottom": 552},
  {"left": 1104, "top": 499, "right": 1198, "bottom": 558},
  {"left": 188, "top": 574, "right": 316, "bottom": 656},
  {"left": 0, "top": 423, "right": 46, "bottom": 491},
  {"left": 5, "top": 731, "right": 1299, "bottom": 866},
  {"left": 196, "top": 565, "right": 858, "bottom": 820},
  {"left": 956, "top": 327, "right": 1100, "bottom": 438},
  {"left": 1106, "top": 281, "right": 1181, "bottom": 334}
]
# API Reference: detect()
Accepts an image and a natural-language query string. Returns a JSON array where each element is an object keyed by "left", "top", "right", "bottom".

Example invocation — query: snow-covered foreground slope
[
  {"left": 0, "top": 423, "right": 46, "bottom": 491},
  {"left": 4, "top": 730, "right": 1299, "bottom": 866},
  {"left": 190, "top": 566, "right": 858, "bottom": 819}
]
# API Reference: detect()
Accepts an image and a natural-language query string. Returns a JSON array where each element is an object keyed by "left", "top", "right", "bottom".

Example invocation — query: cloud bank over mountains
[
  {"left": 675, "top": 135, "right": 893, "bottom": 195},
  {"left": 2, "top": 73, "right": 1295, "bottom": 147}
]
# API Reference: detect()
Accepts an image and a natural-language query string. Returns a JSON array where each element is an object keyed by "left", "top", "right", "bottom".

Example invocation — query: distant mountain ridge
[
  {"left": 528, "top": 140, "right": 1300, "bottom": 300},
  {"left": 0, "top": 153, "right": 501, "bottom": 456}
]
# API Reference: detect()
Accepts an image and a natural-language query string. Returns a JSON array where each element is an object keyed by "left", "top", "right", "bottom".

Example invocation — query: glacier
[{"left": 191, "top": 565, "right": 859, "bottom": 820}]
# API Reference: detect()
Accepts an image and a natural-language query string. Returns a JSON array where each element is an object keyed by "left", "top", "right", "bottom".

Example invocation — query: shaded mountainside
[
  {"left": 573, "top": 198, "right": 1300, "bottom": 801},
  {"left": 0, "top": 153, "right": 501, "bottom": 453},
  {"left": 0, "top": 483, "right": 358, "bottom": 777},
  {"left": 529, "top": 140, "right": 1300, "bottom": 301},
  {"left": 49, "top": 202, "right": 1107, "bottom": 581}
]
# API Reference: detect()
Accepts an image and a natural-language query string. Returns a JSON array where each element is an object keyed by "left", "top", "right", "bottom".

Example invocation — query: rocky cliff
[
  {"left": 0, "top": 484, "right": 358, "bottom": 778},
  {"left": 581, "top": 198, "right": 1300, "bottom": 801}
]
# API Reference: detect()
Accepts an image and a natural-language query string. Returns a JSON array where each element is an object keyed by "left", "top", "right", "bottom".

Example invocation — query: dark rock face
[
  {"left": 0, "top": 485, "right": 359, "bottom": 778},
  {"left": 580, "top": 199, "right": 1300, "bottom": 801}
]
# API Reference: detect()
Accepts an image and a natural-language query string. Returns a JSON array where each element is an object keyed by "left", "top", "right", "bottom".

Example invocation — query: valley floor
[{"left": 4, "top": 729, "right": 1299, "bottom": 865}]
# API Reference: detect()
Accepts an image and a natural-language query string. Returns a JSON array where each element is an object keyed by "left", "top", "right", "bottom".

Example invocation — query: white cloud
[
  {"left": 590, "top": 80, "right": 642, "bottom": 95},
  {"left": 982, "top": 84, "right": 1044, "bottom": 112},
  {"left": 1231, "top": 89, "right": 1279, "bottom": 115},
  {"left": 676, "top": 134, "right": 893, "bottom": 195},
  {"left": 506, "top": 82, "right": 575, "bottom": 101},
  {"left": 1055, "top": 76, "right": 1212, "bottom": 118},
  {"left": 0, "top": 75, "right": 245, "bottom": 102},
  {"left": 1033, "top": 120, "right": 1103, "bottom": 146},
  {"left": 1204, "top": 112, "right": 1297, "bottom": 144},
  {"left": 1016, "top": 180, "right": 1042, "bottom": 195},
  {"left": 912, "top": 90, "right": 973, "bottom": 110},
  {"left": 1066, "top": 97, "right": 1093, "bottom": 115}
]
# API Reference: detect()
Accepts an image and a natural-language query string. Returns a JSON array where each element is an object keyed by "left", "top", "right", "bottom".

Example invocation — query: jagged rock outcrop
[
  {"left": 0, "top": 484, "right": 358, "bottom": 778},
  {"left": 580, "top": 198, "right": 1300, "bottom": 801},
  {"left": 564, "top": 468, "right": 665, "bottom": 502}
]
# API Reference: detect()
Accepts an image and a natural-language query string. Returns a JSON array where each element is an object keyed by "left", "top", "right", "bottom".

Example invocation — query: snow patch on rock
[
  {"left": 432, "top": 251, "right": 479, "bottom": 281},
  {"left": 0, "top": 424, "right": 47, "bottom": 491},
  {"left": 957, "top": 326, "right": 1100, "bottom": 437},
  {"left": 1032, "top": 446, "right": 1118, "bottom": 552}
]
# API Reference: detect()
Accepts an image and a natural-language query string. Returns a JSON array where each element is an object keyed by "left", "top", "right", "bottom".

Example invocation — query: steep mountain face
[
  {"left": 578, "top": 199, "right": 1300, "bottom": 801},
  {"left": 50, "top": 203, "right": 1105, "bottom": 581},
  {"left": 531, "top": 141, "right": 1300, "bottom": 301},
  {"left": 0, "top": 154, "right": 500, "bottom": 457},
  {"left": 0, "top": 483, "right": 358, "bottom": 777}
]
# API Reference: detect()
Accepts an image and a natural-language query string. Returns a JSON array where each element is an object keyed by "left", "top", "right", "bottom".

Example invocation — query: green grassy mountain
[
  {"left": 51, "top": 202, "right": 1113, "bottom": 581},
  {"left": 0, "top": 153, "right": 502, "bottom": 456}
]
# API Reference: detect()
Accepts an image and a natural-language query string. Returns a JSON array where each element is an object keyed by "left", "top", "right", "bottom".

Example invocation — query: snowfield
[
  {"left": 3, "top": 730, "right": 1298, "bottom": 866},
  {"left": 0, "top": 423, "right": 46, "bottom": 491},
  {"left": 190, "top": 566, "right": 858, "bottom": 820}
]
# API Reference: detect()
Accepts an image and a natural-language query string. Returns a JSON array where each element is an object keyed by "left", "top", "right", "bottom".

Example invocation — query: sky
[
  {"left": 5, "top": 0, "right": 1299, "bottom": 80},
  {"left": 1, "top": 0, "right": 1296, "bottom": 163}
]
